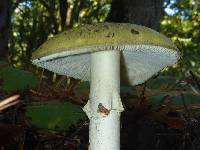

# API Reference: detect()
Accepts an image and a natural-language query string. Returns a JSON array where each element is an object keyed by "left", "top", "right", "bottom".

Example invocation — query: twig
[
  {"left": 140, "top": 82, "right": 146, "bottom": 101},
  {"left": 54, "top": 76, "right": 67, "bottom": 90},
  {"left": 66, "top": 78, "right": 79, "bottom": 95},
  {"left": 37, "top": 69, "right": 44, "bottom": 91},
  {"left": 30, "top": 89, "right": 49, "bottom": 98},
  {"left": 189, "top": 70, "right": 200, "bottom": 90},
  {"left": 180, "top": 93, "right": 191, "bottom": 119},
  {"left": 0, "top": 100, "right": 20, "bottom": 111},
  {"left": 0, "top": 95, "right": 20, "bottom": 111}
]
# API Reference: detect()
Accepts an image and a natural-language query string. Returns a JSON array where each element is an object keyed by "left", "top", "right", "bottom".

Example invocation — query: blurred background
[{"left": 0, "top": 0, "right": 199, "bottom": 149}]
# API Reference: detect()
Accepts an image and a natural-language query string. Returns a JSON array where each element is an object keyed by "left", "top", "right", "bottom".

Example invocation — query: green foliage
[
  {"left": 111, "top": 74, "right": 200, "bottom": 113},
  {"left": 72, "top": 0, "right": 110, "bottom": 25},
  {"left": 10, "top": 0, "right": 61, "bottom": 66},
  {"left": 10, "top": 0, "right": 110, "bottom": 67},
  {"left": 146, "top": 75, "right": 177, "bottom": 89},
  {"left": 26, "top": 101, "right": 86, "bottom": 131},
  {"left": 0, "top": 61, "right": 37, "bottom": 92},
  {"left": 161, "top": 0, "right": 200, "bottom": 77},
  {"left": 146, "top": 76, "right": 200, "bottom": 115},
  {"left": 149, "top": 93, "right": 200, "bottom": 106}
]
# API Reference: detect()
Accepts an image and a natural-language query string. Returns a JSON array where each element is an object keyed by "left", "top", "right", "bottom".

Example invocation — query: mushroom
[{"left": 32, "top": 23, "right": 180, "bottom": 150}]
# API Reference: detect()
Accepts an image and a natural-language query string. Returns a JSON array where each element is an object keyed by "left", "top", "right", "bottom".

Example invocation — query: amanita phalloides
[{"left": 32, "top": 23, "right": 180, "bottom": 150}]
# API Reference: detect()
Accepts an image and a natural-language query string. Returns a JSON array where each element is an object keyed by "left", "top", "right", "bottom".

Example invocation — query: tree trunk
[
  {"left": 106, "top": 0, "right": 164, "bottom": 30},
  {"left": 0, "top": 0, "right": 11, "bottom": 59},
  {"left": 59, "top": 0, "right": 68, "bottom": 31}
]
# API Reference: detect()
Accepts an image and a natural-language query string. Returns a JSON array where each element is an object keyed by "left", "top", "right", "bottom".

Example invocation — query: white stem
[{"left": 83, "top": 50, "right": 124, "bottom": 150}]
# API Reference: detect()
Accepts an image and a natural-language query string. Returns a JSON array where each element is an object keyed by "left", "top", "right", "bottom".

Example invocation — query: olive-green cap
[{"left": 32, "top": 22, "right": 180, "bottom": 85}]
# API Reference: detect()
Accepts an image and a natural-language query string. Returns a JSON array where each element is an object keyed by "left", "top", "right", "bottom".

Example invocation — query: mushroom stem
[{"left": 83, "top": 50, "right": 124, "bottom": 150}]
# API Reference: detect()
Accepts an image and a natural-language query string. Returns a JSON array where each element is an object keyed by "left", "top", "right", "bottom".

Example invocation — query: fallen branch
[{"left": 0, "top": 95, "right": 20, "bottom": 111}]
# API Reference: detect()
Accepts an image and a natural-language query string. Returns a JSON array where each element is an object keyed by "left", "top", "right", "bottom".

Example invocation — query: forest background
[{"left": 0, "top": 0, "right": 199, "bottom": 149}]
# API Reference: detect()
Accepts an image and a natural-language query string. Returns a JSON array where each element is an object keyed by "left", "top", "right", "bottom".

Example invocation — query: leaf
[
  {"left": 149, "top": 93, "right": 200, "bottom": 108},
  {"left": 25, "top": 101, "right": 86, "bottom": 131},
  {"left": 148, "top": 94, "right": 167, "bottom": 104},
  {"left": 170, "top": 93, "right": 200, "bottom": 106},
  {"left": 0, "top": 66, "right": 37, "bottom": 92},
  {"left": 146, "top": 75, "right": 176, "bottom": 90}
]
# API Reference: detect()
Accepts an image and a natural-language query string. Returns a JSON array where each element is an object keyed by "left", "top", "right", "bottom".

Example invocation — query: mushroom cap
[{"left": 32, "top": 22, "right": 180, "bottom": 86}]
